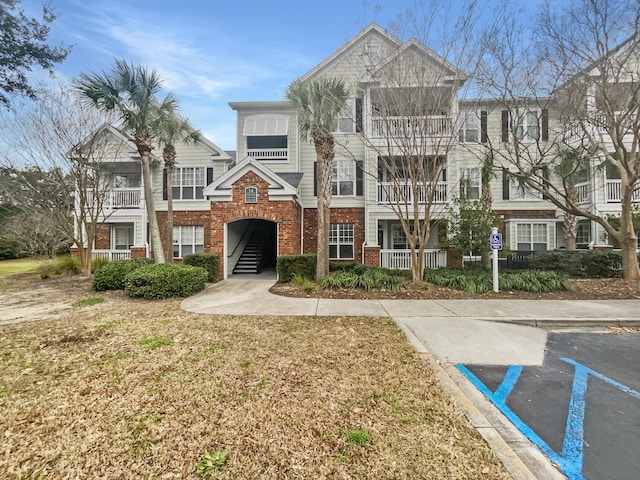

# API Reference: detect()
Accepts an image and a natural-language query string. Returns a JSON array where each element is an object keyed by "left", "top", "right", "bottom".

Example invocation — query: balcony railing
[
  {"left": 576, "top": 182, "right": 590, "bottom": 204},
  {"left": 380, "top": 249, "right": 447, "bottom": 270},
  {"left": 92, "top": 249, "right": 131, "bottom": 261},
  {"left": 605, "top": 179, "right": 640, "bottom": 203},
  {"left": 371, "top": 115, "right": 451, "bottom": 138},
  {"left": 104, "top": 188, "right": 142, "bottom": 209},
  {"left": 377, "top": 181, "right": 448, "bottom": 204},
  {"left": 246, "top": 148, "right": 288, "bottom": 161}
]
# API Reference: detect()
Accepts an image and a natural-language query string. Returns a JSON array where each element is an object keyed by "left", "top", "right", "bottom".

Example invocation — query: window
[
  {"left": 335, "top": 99, "right": 356, "bottom": 133},
  {"left": 329, "top": 224, "right": 354, "bottom": 259},
  {"left": 392, "top": 224, "right": 408, "bottom": 249},
  {"left": 516, "top": 223, "right": 548, "bottom": 251},
  {"left": 173, "top": 225, "right": 204, "bottom": 258},
  {"left": 459, "top": 167, "right": 480, "bottom": 200},
  {"left": 172, "top": 167, "right": 205, "bottom": 200},
  {"left": 575, "top": 221, "right": 591, "bottom": 246},
  {"left": 515, "top": 110, "right": 540, "bottom": 141},
  {"left": 332, "top": 160, "right": 356, "bottom": 196},
  {"left": 113, "top": 174, "right": 141, "bottom": 188},
  {"left": 459, "top": 110, "right": 479, "bottom": 143},
  {"left": 113, "top": 225, "right": 133, "bottom": 250},
  {"left": 245, "top": 187, "right": 257, "bottom": 203}
]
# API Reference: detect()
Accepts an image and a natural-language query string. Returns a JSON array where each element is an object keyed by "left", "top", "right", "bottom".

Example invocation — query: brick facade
[
  {"left": 209, "top": 171, "right": 302, "bottom": 278},
  {"left": 303, "top": 207, "right": 365, "bottom": 263},
  {"left": 156, "top": 210, "right": 212, "bottom": 262}
]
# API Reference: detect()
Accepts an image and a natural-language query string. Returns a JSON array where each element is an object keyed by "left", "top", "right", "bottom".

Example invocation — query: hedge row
[
  {"left": 92, "top": 256, "right": 216, "bottom": 299},
  {"left": 529, "top": 250, "right": 627, "bottom": 278}
]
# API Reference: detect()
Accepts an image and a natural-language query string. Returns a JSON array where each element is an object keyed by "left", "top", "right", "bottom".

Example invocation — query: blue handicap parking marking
[{"left": 457, "top": 359, "right": 640, "bottom": 480}]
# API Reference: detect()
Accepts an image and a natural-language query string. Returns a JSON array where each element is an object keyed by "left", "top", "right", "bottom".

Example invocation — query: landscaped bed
[{"left": 0, "top": 273, "right": 509, "bottom": 479}]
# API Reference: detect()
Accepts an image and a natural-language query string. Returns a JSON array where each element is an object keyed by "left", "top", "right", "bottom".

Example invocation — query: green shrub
[
  {"left": 183, "top": 253, "right": 219, "bottom": 282},
  {"left": 0, "top": 239, "right": 19, "bottom": 260},
  {"left": 531, "top": 250, "right": 623, "bottom": 278},
  {"left": 38, "top": 255, "right": 81, "bottom": 279},
  {"left": 277, "top": 254, "right": 316, "bottom": 281},
  {"left": 91, "top": 257, "right": 110, "bottom": 274},
  {"left": 124, "top": 263, "right": 208, "bottom": 299},
  {"left": 92, "top": 258, "right": 154, "bottom": 291},
  {"left": 292, "top": 273, "right": 317, "bottom": 293},
  {"left": 424, "top": 268, "right": 569, "bottom": 293},
  {"left": 320, "top": 267, "right": 405, "bottom": 292}
]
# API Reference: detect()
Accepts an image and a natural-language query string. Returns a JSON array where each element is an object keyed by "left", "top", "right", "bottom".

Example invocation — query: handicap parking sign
[{"left": 490, "top": 233, "right": 502, "bottom": 250}]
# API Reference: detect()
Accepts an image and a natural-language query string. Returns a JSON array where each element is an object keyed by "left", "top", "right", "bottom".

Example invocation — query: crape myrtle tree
[
  {"left": 286, "top": 77, "right": 350, "bottom": 281},
  {"left": 0, "top": 0, "right": 70, "bottom": 107},
  {"left": 76, "top": 60, "right": 180, "bottom": 264},
  {"left": 341, "top": 0, "right": 486, "bottom": 283},
  {"left": 478, "top": 0, "right": 640, "bottom": 280},
  {"left": 0, "top": 84, "right": 123, "bottom": 272}
]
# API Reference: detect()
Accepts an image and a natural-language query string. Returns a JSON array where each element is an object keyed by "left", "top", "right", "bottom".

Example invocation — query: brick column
[
  {"left": 130, "top": 246, "right": 148, "bottom": 259},
  {"left": 446, "top": 249, "right": 462, "bottom": 269},
  {"left": 363, "top": 245, "right": 381, "bottom": 268}
]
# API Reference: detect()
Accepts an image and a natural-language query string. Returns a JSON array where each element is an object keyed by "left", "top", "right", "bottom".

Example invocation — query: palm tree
[
  {"left": 286, "top": 77, "right": 349, "bottom": 281},
  {"left": 75, "top": 60, "right": 178, "bottom": 263},
  {"left": 155, "top": 115, "right": 200, "bottom": 261}
]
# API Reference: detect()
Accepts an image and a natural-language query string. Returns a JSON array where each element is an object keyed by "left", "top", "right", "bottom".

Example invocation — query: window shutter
[
  {"left": 541, "top": 166, "right": 549, "bottom": 200},
  {"left": 355, "top": 98, "right": 363, "bottom": 133},
  {"left": 480, "top": 111, "right": 488, "bottom": 143},
  {"left": 502, "top": 168, "right": 510, "bottom": 200},
  {"left": 206, "top": 167, "right": 213, "bottom": 185},
  {"left": 501, "top": 110, "right": 509, "bottom": 143},
  {"left": 313, "top": 162, "right": 317, "bottom": 197},
  {"left": 162, "top": 169, "right": 167, "bottom": 200},
  {"left": 541, "top": 109, "right": 549, "bottom": 141},
  {"left": 356, "top": 161, "right": 363, "bottom": 196}
]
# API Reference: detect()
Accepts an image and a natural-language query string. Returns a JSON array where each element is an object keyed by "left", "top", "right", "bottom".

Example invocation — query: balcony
[
  {"left": 576, "top": 182, "right": 591, "bottom": 204},
  {"left": 380, "top": 249, "right": 447, "bottom": 270},
  {"left": 371, "top": 115, "right": 451, "bottom": 138},
  {"left": 377, "top": 181, "right": 448, "bottom": 204},
  {"left": 246, "top": 148, "right": 288, "bottom": 161},
  {"left": 104, "top": 188, "right": 142, "bottom": 209},
  {"left": 605, "top": 179, "right": 640, "bottom": 203}
]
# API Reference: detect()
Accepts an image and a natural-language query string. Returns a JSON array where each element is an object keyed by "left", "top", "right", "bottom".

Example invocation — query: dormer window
[
  {"left": 364, "top": 45, "right": 380, "bottom": 65},
  {"left": 245, "top": 187, "right": 258, "bottom": 203}
]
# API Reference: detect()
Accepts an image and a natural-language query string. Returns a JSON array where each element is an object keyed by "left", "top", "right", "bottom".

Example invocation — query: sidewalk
[{"left": 181, "top": 278, "right": 640, "bottom": 480}]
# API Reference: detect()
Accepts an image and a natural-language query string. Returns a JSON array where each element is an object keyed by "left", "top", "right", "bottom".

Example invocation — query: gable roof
[
  {"left": 363, "top": 38, "right": 467, "bottom": 84},
  {"left": 203, "top": 156, "right": 301, "bottom": 201},
  {"left": 300, "top": 23, "right": 404, "bottom": 81}
]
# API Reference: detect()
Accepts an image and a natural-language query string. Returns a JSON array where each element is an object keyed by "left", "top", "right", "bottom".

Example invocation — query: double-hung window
[
  {"left": 516, "top": 223, "right": 548, "bottom": 251},
  {"left": 459, "top": 110, "right": 480, "bottom": 143},
  {"left": 329, "top": 224, "right": 354, "bottom": 260},
  {"left": 459, "top": 167, "right": 480, "bottom": 200},
  {"left": 335, "top": 99, "right": 356, "bottom": 133},
  {"left": 332, "top": 159, "right": 356, "bottom": 196},
  {"left": 515, "top": 110, "right": 540, "bottom": 141},
  {"left": 173, "top": 225, "right": 204, "bottom": 258},
  {"left": 172, "top": 167, "right": 205, "bottom": 200}
]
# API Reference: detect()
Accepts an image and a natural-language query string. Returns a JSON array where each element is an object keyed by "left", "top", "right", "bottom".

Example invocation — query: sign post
[{"left": 490, "top": 227, "right": 502, "bottom": 293}]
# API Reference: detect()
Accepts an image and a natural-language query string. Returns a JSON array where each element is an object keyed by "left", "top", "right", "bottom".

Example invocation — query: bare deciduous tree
[{"left": 0, "top": 84, "right": 124, "bottom": 273}]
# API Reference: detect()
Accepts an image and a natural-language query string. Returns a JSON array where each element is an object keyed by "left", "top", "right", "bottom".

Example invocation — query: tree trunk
[
  {"left": 565, "top": 233, "right": 577, "bottom": 251},
  {"left": 140, "top": 152, "right": 165, "bottom": 263},
  {"left": 411, "top": 246, "right": 423, "bottom": 284},
  {"left": 166, "top": 166, "right": 174, "bottom": 262},
  {"left": 618, "top": 186, "right": 640, "bottom": 280},
  {"left": 315, "top": 152, "right": 331, "bottom": 281}
]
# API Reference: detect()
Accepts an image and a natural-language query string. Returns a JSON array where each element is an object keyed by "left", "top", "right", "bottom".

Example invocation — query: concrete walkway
[{"left": 182, "top": 278, "right": 640, "bottom": 365}]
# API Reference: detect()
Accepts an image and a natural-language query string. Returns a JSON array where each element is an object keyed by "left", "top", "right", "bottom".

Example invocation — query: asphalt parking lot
[{"left": 459, "top": 331, "right": 640, "bottom": 480}]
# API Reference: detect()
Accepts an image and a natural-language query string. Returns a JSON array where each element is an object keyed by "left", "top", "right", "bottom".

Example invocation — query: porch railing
[
  {"left": 92, "top": 249, "right": 131, "bottom": 261},
  {"left": 576, "top": 182, "right": 590, "bottom": 204},
  {"left": 377, "top": 181, "right": 448, "bottom": 204},
  {"left": 380, "top": 249, "right": 447, "bottom": 270},
  {"left": 371, "top": 115, "right": 451, "bottom": 138},
  {"left": 104, "top": 188, "right": 142, "bottom": 208},
  {"left": 605, "top": 179, "right": 640, "bottom": 202},
  {"left": 246, "top": 148, "right": 288, "bottom": 161}
]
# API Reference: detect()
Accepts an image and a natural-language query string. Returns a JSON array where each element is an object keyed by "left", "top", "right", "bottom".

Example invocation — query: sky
[{"left": 21, "top": 0, "right": 422, "bottom": 151}]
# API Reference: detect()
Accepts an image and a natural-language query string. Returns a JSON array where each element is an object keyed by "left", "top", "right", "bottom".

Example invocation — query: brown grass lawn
[{"left": 0, "top": 275, "right": 510, "bottom": 479}]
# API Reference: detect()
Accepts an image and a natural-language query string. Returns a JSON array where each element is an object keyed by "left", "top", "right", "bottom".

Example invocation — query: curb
[
  {"left": 482, "top": 318, "right": 640, "bottom": 328},
  {"left": 397, "top": 319, "right": 565, "bottom": 480}
]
